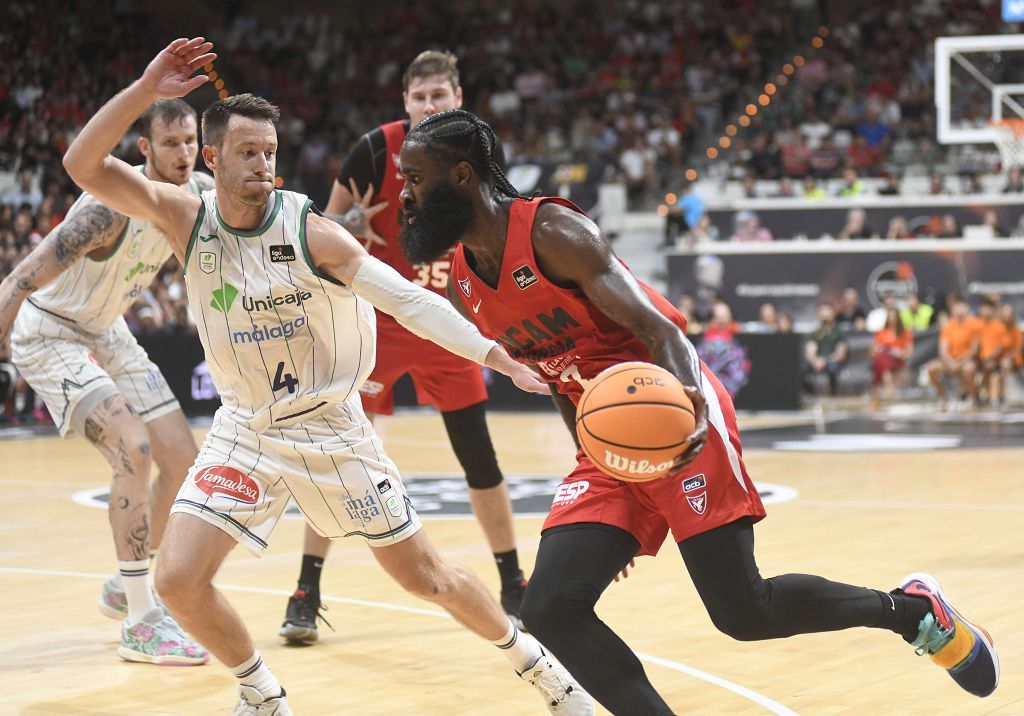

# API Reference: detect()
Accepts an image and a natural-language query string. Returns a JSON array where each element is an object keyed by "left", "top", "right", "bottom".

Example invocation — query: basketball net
[{"left": 990, "top": 118, "right": 1024, "bottom": 169}]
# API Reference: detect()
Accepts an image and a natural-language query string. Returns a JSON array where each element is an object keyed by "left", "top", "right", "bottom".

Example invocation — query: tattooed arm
[{"left": 0, "top": 196, "right": 127, "bottom": 342}]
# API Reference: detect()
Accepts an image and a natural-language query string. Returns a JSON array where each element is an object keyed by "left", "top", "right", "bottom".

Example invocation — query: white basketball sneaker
[
  {"left": 519, "top": 648, "right": 595, "bottom": 715},
  {"left": 232, "top": 686, "right": 293, "bottom": 715}
]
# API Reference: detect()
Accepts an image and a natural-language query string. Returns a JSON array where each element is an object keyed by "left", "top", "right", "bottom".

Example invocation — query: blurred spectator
[
  {"left": 856, "top": 108, "right": 893, "bottom": 152},
  {"left": 679, "top": 214, "right": 720, "bottom": 249},
  {"left": 696, "top": 300, "right": 749, "bottom": 397},
  {"left": 963, "top": 174, "right": 985, "bottom": 194},
  {"left": 926, "top": 298, "right": 980, "bottom": 409},
  {"left": 866, "top": 293, "right": 897, "bottom": 333},
  {"left": 1002, "top": 167, "right": 1024, "bottom": 193},
  {"left": 664, "top": 183, "right": 704, "bottom": 247},
  {"left": 803, "top": 302, "right": 848, "bottom": 396},
  {"left": 703, "top": 300, "right": 741, "bottom": 342},
  {"left": 836, "top": 169, "right": 866, "bottom": 199},
  {"left": 675, "top": 293, "right": 703, "bottom": 336},
  {"left": 2, "top": 170, "right": 43, "bottom": 213},
  {"left": 871, "top": 307, "right": 913, "bottom": 411},
  {"left": 802, "top": 176, "right": 827, "bottom": 199},
  {"left": 982, "top": 209, "right": 1007, "bottom": 237},
  {"left": 753, "top": 302, "right": 780, "bottom": 332},
  {"left": 928, "top": 173, "right": 949, "bottom": 196},
  {"left": 900, "top": 293, "right": 934, "bottom": 331},
  {"left": 777, "top": 312, "right": 795, "bottom": 334},
  {"left": 836, "top": 287, "right": 867, "bottom": 333},
  {"left": 838, "top": 208, "right": 875, "bottom": 240},
  {"left": 886, "top": 216, "right": 910, "bottom": 239},
  {"left": 877, "top": 173, "right": 901, "bottom": 196},
  {"left": 976, "top": 298, "right": 1006, "bottom": 404},
  {"left": 729, "top": 210, "right": 772, "bottom": 242},
  {"left": 993, "top": 304, "right": 1022, "bottom": 407},
  {"left": 774, "top": 177, "right": 797, "bottom": 198},
  {"left": 799, "top": 112, "right": 831, "bottom": 149},
  {"left": 938, "top": 214, "right": 960, "bottom": 239},
  {"left": 619, "top": 136, "right": 655, "bottom": 203}
]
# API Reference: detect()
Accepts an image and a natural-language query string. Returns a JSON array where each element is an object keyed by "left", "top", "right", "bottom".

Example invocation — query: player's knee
[
  {"left": 707, "top": 608, "right": 766, "bottom": 641},
  {"left": 464, "top": 463, "right": 503, "bottom": 490},
  {"left": 154, "top": 558, "right": 197, "bottom": 610},
  {"left": 520, "top": 583, "right": 596, "bottom": 639},
  {"left": 400, "top": 561, "right": 464, "bottom": 604}
]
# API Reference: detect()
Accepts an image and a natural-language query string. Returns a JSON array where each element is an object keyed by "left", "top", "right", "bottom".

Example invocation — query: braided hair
[{"left": 406, "top": 109, "right": 523, "bottom": 199}]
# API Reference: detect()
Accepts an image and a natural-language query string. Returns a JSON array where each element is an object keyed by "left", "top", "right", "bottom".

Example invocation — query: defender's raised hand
[{"left": 140, "top": 37, "right": 216, "bottom": 99}]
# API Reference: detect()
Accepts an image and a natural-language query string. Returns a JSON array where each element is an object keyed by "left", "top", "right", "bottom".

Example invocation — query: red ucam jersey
[
  {"left": 369, "top": 120, "right": 453, "bottom": 295},
  {"left": 449, "top": 197, "right": 688, "bottom": 405}
]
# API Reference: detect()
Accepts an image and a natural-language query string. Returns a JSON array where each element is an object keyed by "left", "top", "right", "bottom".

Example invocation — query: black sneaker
[
  {"left": 500, "top": 573, "right": 528, "bottom": 630},
  {"left": 278, "top": 587, "right": 332, "bottom": 646}
]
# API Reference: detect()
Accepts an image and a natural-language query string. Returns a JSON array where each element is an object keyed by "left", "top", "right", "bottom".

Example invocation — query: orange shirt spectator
[
  {"left": 978, "top": 318, "right": 1008, "bottom": 361},
  {"left": 940, "top": 316, "right": 980, "bottom": 360}
]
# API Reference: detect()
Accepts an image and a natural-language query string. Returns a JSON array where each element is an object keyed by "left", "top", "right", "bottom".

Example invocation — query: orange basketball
[{"left": 575, "top": 362, "right": 695, "bottom": 482}]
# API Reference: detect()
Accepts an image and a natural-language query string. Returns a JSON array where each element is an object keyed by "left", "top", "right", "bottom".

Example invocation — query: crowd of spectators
[
  {"left": 2, "top": 1, "right": 1023, "bottom": 422},
  {"left": 671, "top": 286, "right": 1023, "bottom": 410}
]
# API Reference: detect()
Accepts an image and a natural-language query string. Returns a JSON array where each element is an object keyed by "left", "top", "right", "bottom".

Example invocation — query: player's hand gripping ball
[{"left": 575, "top": 362, "right": 696, "bottom": 482}]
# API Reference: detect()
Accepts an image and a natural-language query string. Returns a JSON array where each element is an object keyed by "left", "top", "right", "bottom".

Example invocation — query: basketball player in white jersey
[
  {"left": 0, "top": 99, "right": 208, "bottom": 665},
  {"left": 63, "top": 38, "right": 592, "bottom": 715}
]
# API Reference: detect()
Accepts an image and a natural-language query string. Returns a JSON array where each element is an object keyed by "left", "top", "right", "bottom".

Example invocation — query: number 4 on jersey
[{"left": 272, "top": 361, "right": 299, "bottom": 394}]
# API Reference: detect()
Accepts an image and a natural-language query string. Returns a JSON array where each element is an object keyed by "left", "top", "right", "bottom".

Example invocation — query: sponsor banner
[{"left": 668, "top": 243, "right": 1024, "bottom": 324}]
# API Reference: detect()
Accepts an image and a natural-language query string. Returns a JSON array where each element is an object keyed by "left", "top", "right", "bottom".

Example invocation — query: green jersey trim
[
  {"left": 298, "top": 198, "right": 345, "bottom": 286},
  {"left": 215, "top": 190, "right": 282, "bottom": 237},
  {"left": 182, "top": 202, "right": 208, "bottom": 275},
  {"left": 85, "top": 218, "right": 130, "bottom": 263}
]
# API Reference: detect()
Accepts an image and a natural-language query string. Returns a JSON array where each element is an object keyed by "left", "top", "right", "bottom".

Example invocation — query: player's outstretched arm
[
  {"left": 0, "top": 196, "right": 127, "bottom": 343},
  {"left": 532, "top": 203, "right": 709, "bottom": 466},
  {"left": 305, "top": 214, "right": 548, "bottom": 394},
  {"left": 63, "top": 38, "right": 214, "bottom": 252}
]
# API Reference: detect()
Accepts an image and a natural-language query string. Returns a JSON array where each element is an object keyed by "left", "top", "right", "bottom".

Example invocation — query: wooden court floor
[{"left": 0, "top": 412, "right": 1021, "bottom": 715}]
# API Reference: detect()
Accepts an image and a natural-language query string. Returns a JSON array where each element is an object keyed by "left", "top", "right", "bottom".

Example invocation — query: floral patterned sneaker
[
  {"left": 118, "top": 607, "right": 209, "bottom": 665},
  {"left": 98, "top": 577, "right": 165, "bottom": 620}
]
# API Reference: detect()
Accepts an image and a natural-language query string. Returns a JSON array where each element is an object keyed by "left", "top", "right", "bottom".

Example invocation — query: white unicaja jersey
[
  {"left": 184, "top": 189, "right": 376, "bottom": 430},
  {"left": 31, "top": 167, "right": 203, "bottom": 335}
]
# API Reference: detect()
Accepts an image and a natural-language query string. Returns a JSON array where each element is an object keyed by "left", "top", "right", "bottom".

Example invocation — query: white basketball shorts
[
  {"left": 10, "top": 301, "right": 179, "bottom": 437},
  {"left": 171, "top": 397, "right": 422, "bottom": 555}
]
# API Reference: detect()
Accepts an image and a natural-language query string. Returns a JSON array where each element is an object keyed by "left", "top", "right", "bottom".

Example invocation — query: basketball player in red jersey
[
  {"left": 397, "top": 109, "right": 999, "bottom": 713},
  {"left": 278, "top": 52, "right": 528, "bottom": 644}
]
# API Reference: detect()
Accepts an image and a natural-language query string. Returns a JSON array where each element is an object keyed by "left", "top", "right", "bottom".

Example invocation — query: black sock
[
  {"left": 876, "top": 589, "right": 932, "bottom": 642},
  {"left": 297, "top": 554, "right": 324, "bottom": 595},
  {"left": 494, "top": 549, "right": 522, "bottom": 588}
]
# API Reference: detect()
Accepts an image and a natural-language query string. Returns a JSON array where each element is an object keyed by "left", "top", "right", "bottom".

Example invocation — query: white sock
[
  {"left": 492, "top": 618, "right": 545, "bottom": 673},
  {"left": 118, "top": 559, "right": 158, "bottom": 623},
  {"left": 231, "top": 651, "right": 283, "bottom": 700}
]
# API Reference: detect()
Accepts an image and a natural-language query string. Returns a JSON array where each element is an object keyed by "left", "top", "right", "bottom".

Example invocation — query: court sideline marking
[{"left": 0, "top": 566, "right": 798, "bottom": 715}]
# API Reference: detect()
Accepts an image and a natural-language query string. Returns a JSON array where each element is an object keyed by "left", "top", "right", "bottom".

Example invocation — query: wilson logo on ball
[
  {"left": 193, "top": 466, "right": 260, "bottom": 504},
  {"left": 603, "top": 450, "right": 674, "bottom": 476}
]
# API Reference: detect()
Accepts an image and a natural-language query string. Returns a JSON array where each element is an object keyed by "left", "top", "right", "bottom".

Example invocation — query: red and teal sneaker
[{"left": 900, "top": 572, "right": 999, "bottom": 697}]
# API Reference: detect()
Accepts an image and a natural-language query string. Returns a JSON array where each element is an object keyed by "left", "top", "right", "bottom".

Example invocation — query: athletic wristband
[{"left": 351, "top": 256, "right": 497, "bottom": 365}]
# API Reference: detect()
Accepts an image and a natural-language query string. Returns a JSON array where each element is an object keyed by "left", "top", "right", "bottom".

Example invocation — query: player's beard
[{"left": 399, "top": 180, "right": 475, "bottom": 264}]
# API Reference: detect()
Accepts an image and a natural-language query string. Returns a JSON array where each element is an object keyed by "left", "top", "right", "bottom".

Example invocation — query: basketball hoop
[{"left": 990, "top": 118, "right": 1024, "bottom": 169}]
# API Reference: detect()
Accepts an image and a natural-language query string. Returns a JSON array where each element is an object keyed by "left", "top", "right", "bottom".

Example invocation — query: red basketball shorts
[
  {"left": 543, "top": 365, "right": 766, "bottom": 555},
  {"left": 360, "top": 313, "right": 488, "bottom": 415}
]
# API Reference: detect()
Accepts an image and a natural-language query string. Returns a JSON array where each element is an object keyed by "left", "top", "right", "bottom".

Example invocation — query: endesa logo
[{"left": 193, "top": 465, "right": 260, "bottom": 504}]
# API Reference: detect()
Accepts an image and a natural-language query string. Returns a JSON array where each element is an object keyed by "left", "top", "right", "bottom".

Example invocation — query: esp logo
[
  {"left": 193, "top": 465, "right": 260, "bottom": 504},
  {"left": 552, "top": 480, "right": 590, "bottom": 506}
]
